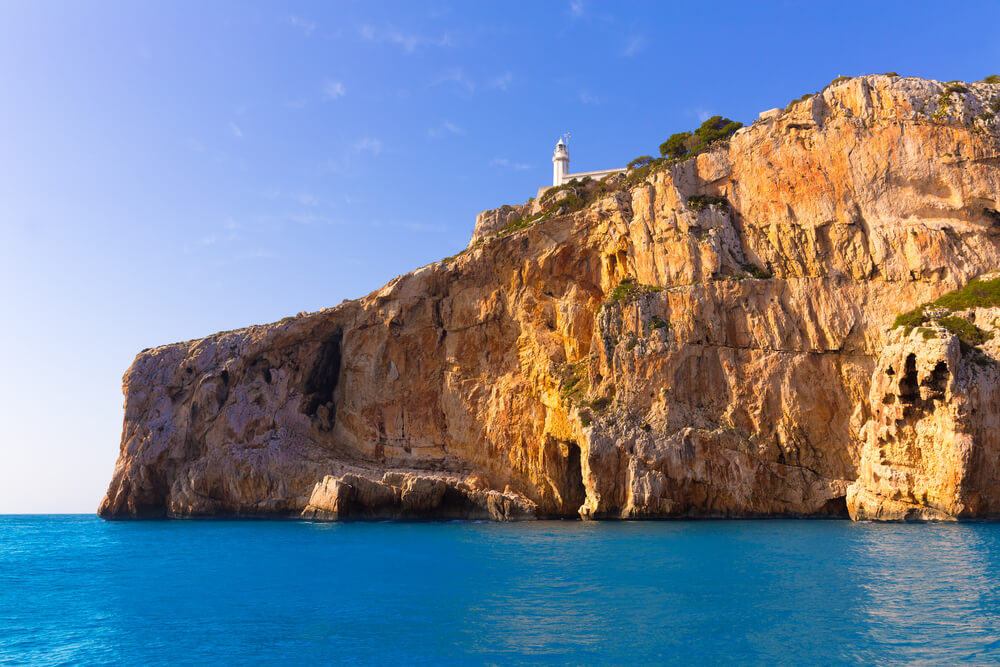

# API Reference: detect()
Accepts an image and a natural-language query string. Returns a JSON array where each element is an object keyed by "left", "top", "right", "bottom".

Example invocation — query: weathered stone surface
[
  {"left": 300, "top": 472, "right": 537, "bottom": 521},
  {"left": 848, "top": 312, "right": 1000, "bottom": 521},
  {"left": 468, "top": 204, "right": 529, "bottom": 248},
  {"left": 99, "top": 75, "right": 1000, "bottom": 521}
]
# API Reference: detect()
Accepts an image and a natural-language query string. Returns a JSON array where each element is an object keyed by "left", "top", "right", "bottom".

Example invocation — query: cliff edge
[{"left": 100, "top": 75, "right": 1000, "bottom": 521}]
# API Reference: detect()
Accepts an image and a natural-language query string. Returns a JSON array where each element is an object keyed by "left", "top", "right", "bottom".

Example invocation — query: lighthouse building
[{"left": 549, "top": 136, "right": 626, "bottom": 187}]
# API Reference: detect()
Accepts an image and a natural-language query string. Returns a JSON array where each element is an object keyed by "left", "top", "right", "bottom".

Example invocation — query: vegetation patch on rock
[
  {"left": 933, "top": 81, "right": 971, "bottom": 121},
  {"left": 893, "top": 274, "right": 1000, "bottom": 345},
  {"left": 557, "top": 360, "right": 590, "bottom": 404},
  {"left": 648, "top": 315, "right": 669, "bottom": 331},
  {"left": 659, "top": 116, "right": 743, "bottom": 160},
  {"left": 604, "top": 278, "right": 663, "bottom": 307},
  {"left": 686, "top": 194, "right": 729, "bottom": 212}
]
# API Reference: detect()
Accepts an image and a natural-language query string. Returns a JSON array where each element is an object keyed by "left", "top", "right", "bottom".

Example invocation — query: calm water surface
[{"left": 2, "top": 516, "right": 1000, "bottom": 664}]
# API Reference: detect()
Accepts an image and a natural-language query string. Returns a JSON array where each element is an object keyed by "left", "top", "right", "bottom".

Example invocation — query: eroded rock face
[
  {"left": 468, "top": 204, "right": 529, "bottom": 248},
  {"left": 848, "top": 317, "right": 1000, "bottom": 521},
  {"left": 99, "top": 75, "right": 1000, "bottom": 521},
  {"left": 300, "top": 472, "right": 537, "bottom": 521}
]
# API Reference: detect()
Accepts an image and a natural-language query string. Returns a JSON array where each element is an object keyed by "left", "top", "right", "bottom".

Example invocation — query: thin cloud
[
  {"left": 622, "top": 35, "right": 645, "bottom": 57},
  {"left": 228, "top": 121, "right": 243, "bottom": 138},
  {"left": 259, "top": 190, "right": 320, "bottom": 206},
  {"left": 284, "top": 98, "right": 308, "bottom": 110},
  {"left": 569, "top": 0, "right": 584, "bottom": 17},
  {"left": 224, "top": 217, "right": 244, "bottom": 240},
  {"left": 353, "top": 137, "right": 383, "bottom": 155},
  {"left": 282, "top": 213, "right": 333, "bottom": 225},
  {"left": 426, "top": 121, "right": 465, "bottom": 138},
  {"left": 254, "top": 210, "right": 340, "bottom": 227},
  {"left": 579, "top": 91, "right": 600, "bottom": 105},
  {"left": 358, "top": 24, "right": 454, "bottom": 54},
  {"left": 287, "top": 15, "right": 316, "bottom": 36},
  {"left": 491, "top": 157, "right": 532, "bottom": 171},
  {"left": 432, "top": 68, "right": 475, "bottom": 93},
  {"left": 488, "top": 72, "right": 513, "bottom": 92},
  {"left": 323, "top": 80, "right": 346, "bottom": 100},
  {"left": 687, "top": 107, "right": 712, "bottom": 122}
]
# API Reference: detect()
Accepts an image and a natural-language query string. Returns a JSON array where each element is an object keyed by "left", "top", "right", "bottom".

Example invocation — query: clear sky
[{"left": 2, "top": 1, "right": 998, "bottom": 513}]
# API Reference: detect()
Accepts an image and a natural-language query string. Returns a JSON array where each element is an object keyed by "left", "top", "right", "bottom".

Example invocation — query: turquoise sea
[{"left": 3, "top": 516, "right": 1000, "bottom": 664}]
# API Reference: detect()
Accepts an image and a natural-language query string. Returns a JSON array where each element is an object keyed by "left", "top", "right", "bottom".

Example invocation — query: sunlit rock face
[
  {"left": 848, "top": 313, "right": 1000, "bottom": 521},
  {"left": 99, "top": 75, "right": 1000, "bottom": 521}
]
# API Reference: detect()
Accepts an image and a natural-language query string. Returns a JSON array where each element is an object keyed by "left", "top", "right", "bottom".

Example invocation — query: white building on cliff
[{"left": 550, "top": 135, "right": 626, "bottom": 187}]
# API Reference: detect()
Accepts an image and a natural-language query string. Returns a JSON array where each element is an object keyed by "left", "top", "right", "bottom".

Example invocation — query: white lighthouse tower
[{"left": 552, "top": 135, "right": 569, "bottom": 186}]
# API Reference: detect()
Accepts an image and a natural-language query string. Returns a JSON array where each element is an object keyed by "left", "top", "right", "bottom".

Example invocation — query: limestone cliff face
[
  {"left": 100, "top": 75, "right": 1000, "bottom": 521},
  {"left": 847, "top": 296, "right": 1000, "bottom": 520}
]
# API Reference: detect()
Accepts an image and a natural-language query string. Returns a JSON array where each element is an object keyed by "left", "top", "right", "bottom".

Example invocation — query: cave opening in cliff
[
  {"left": 923, "top": 360, "right": 949, "bottom": 400},
  {"left": 303, "top": 330, "right": 343, "bottom": 419},
  {"left": 564, "top": 442, "right": 587, "bottom": 519},
  {"left": 819, "top": 495, "right": 849, "bottom": 517},
  {"left": 899, "top": 353, "right": 919, "bottom": 403}
]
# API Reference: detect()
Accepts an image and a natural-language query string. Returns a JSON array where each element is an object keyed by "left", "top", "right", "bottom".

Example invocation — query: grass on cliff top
[
  {"left": 893, "top": 275, "right": 1000, "bottom": 345},
  {"left": 939, "top": 316, "right": 994, "bottom": 346},
  {"left": 493, "top": 176, "right": 627, "bottom": 238}
]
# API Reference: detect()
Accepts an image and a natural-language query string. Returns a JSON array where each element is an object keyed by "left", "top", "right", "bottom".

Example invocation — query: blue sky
[{"left": 2, "top": 1, "right": 999, "bottom": 513}]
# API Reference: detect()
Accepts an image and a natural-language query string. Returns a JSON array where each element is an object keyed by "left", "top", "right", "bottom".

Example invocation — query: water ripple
[{"left": 2, "top": 517, "right": 1000, "bottom": 664}]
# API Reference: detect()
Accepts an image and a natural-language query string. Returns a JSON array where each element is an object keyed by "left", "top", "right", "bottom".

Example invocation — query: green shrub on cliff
[
  {"left": 659, "top": 132, "right": 693, "bottom": 159},
  {"left": 686, "top": 195, "right": 729, "bottom": 212},
  {"left": 624, "top": 159, "right": 668, "bottom": 188},
  {"left": 930, "top": 275, "right": 1000, "bottom": 311},
  {"left": 627, "top": 155, "right": 655, "bottom": 169},
  {"left": 605, "top": 278, "right": 663, "bottom": 306},
  {"left": 939, "top": 316, "right": 994, "bottom": 346},
  {"left": 648, "top": 315, "right": 669, "bottom": 331},
  {"left": 945, "top": 81, "right": 970, "bottom": 94},
  {"left": 892, "top": 275, "right": 1000, "bottom": 345},
  {"left": 786, "top": 92, "right": 816, "bottom": 111},
  {"left": 983, "top": 75, "right": 1000, "bottom": 84},
  {"left": 931, "top": 82, "right": 968, "bottom": 122},
  {"left": 658, "top": 116, "right": 742, "bottom": 160},
  {"left": 558, "top": 360, "right": 590, "bottom": 404},
  {"left": 741, "top": 263, "right": 773, "bottom": 279},
  {"left": 893, "top": 305, "right": 928, "bottom": 333},
  {"left": 497, "top": 211, "right": 544, "bottom": 236},
  {"left": 587, "top": 396, "right": 612, "bottom": 413},
  {"left": 694, "top": 116, "right": 743, "bottom": 147}
]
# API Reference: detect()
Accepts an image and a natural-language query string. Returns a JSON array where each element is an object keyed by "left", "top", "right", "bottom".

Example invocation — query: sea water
[{"left": 3, "top": 516, "right": 1000, "bottom": 665}]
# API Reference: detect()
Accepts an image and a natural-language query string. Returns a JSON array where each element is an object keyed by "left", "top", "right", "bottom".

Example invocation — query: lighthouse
[
  {"left": 552, "top": 137, "right": 569, "bottom": 186},
  {"left": 538, "top": 134, "right": 627, "bottom": 199}
]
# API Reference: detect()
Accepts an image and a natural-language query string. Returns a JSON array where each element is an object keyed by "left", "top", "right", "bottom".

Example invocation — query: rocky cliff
[{"left": 100, "top": 74, "right": 1000, "bottom": 521}]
